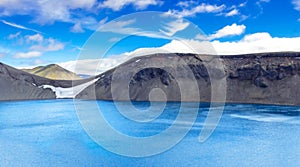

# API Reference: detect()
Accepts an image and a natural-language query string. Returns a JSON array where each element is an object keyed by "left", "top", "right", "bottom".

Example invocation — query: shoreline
[{"left": 2, "top": 98, "right": 300, "bottom": 107}]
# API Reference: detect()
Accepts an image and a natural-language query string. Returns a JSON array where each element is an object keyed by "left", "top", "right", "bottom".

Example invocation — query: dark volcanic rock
[
  {"left": 0, "top": 63, "right": 54, "bottom": 100},
  {"left": 254, "top": 77, "right": 268, "bottom": 88},
  {"left": 0, "top": 62, "right": 92, "bottom": 101},
  {"left": 3, "top": 52, "right": 300, "bottom": 105},
  {"left": 77, "top": 52, "right": 300, "bottom": 106},
  {"left": 188, "top": 64, "right": 209, "bottom": 79},
  {"left": 237, "top": 63, "right": 261, "bottom": 80}
]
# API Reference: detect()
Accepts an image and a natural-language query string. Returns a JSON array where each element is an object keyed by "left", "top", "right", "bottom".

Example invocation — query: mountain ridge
[
  {"left": 22, "top": 64, "right": 81, "bottom": 80},
  {"left": 0, "top": 62, "right": 94, "bottom": 101},
  {"left": 2, "top": 52, "right": 300, "bottom": 105},
  {"left": 77, "top": 52, "right": 300, "bottom": 106}
]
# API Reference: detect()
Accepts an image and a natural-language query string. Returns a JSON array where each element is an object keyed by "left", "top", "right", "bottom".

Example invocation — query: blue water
[{"left": 0, "top": 100, "right": 300, "bottom": 166}]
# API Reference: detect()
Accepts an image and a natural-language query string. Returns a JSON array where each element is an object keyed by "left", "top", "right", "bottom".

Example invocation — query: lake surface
[{"left": 0, "top": 99, "right": 300, "bottom": 166}]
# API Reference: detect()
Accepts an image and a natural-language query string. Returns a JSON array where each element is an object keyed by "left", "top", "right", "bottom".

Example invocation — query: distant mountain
[
  {"left": 22, "top": 64, "right": 81, "bottom": 80},
  {"left": 0, "top": 62, "right": 95, "bottom": 101},
  {"left": 0, "top": 62, "right": 66, "bottom": 100}
]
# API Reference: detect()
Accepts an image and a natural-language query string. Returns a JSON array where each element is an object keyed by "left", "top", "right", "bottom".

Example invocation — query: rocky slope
[
  {"left": 0, "top": 63, "right": 92, "bottom": 101},
  {"left": 77, "top": 52, "right": 300, "bottom": 106},
  {"left": 22, "top": 64, "right": 81, "bottom": 80},
  {"left": 2, "top": 52, "right": 300, "bottom": 105}
]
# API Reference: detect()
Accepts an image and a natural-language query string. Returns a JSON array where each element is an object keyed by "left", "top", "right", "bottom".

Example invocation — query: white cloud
[
  {"left": 37, "top": 1, "right": 71, "bottom": 24},
  {"left": 242, "top": 32, "right": 271, "bottom": 41},
  {"left": 99, "top": 17, "right": 108, "bottom": 26},
  {"left": 1, "top": 20, "right": 42, "bottom": 33},
  {"left": 260, "top": 0, "right": 270, "bottom": 3},
  {"left": 123, "top": 39, "right": 214, "bottom": 56},
  {"left": 98, "top": 0, "right": 162, "bottom": 11},
  {"left": 0, "top": 0, "right": 99, "bottom": 31},
  {"left": 292, "top": 0, "right": 300, "bottom": 11},
  {"left": 30, "top": 38, "right": 64, "bottom": 52},
  {"left": 109, "top": 37, "right": 121, "bottom": 42},
  {"left": 58, "top": 33, "right": 300, "bottom": 75},
  {"left": 240, "top": 15, "right": 250, "bottom": 21},
  {"left": 72, "top": 16, "right": 102, "bottom": 32},
  {"left": 14, "top": 51, "right": 42, "bottom": 58},
  {"left": 169, "top": 2, "right": 248, "bottom": 19},
  {"left": 159, "top": 19, "right": 190, "bottom": 36},
  {"left": 8, "top": 32, "right": 21, "bottom": 39},
  {"left": 225, "top": 9, "right": 239, "bottom": 17},
  {"left": 58, "top": 58, "right": 122, "bottom": 75},
  {"left": 71, "top": 23, "right": 84, "bottom": 33},
  {"left": 202, "top": 23, "right": 246, "bottom": 40},
  {"left": 134, "top": 0, "right": 163, "bottom": 9},
  {"left": 59, "top": 39, "right": 215, "bottom": 75},
  {"left": 11, "top": 34, "right": 65, "bottom": 59},
  {"left": 0, "top": 0, "right": 97, "bottom": 23},
  {"left": 43, "top": 39, "right": 65, "bottom": 51},
  {"left": 99, "top": 19, "right": 163, "bottom": 39},
  {"left": 100, "top": 19, "right": 138, "bottom": 34},
  {"left": 26, "top": 34, "right": 44, "bottom": 43},
  {"left": 239, "top": 2, "right": 247, "bottom": 7},
  {"left": 256, "top": 0, "right": 271, "bottom": 15},
  {"left": 166, "top": 3, "right": 226, "bottom": 17},
  {"left": 70, "top": 15, "right": 106, "bottom": 33},
  {"left": 176, "top": 1, "right": 197, "bottom": 8},
  {"left": 0, "top": 0, "right": 36, "bottom": 16},
  {"left": 100, "top": 18, "right": 190, "bottom": 39},
  {"left": 0, "top": 46, "right": 11, "bottom": 55},
  {"left": 212, "top": 32, "right": 300, "bottom": 55},
  {"left": 21, "top": 34, "right": 65, "bottom": 52}
]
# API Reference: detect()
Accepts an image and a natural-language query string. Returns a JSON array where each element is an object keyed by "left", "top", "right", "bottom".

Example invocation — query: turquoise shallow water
[{"left": 0, "top": 99, "right": 300, "bottom": 166}]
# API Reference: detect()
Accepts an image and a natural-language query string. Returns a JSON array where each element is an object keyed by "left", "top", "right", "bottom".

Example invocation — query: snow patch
[{"left": 39, "top": 78, "right": 99, "bottom": 98}]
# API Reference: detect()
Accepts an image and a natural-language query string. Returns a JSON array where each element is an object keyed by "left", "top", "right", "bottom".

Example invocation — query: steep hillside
[
  {"left": 76, "top": 52, "right": 300, "bottom": 106},
  {"left": 3, "top": 52, "right": 300, "bottom": 105},
  {"left": 0, "top": 62, "right": 93, "bottom": 101},
  {"left": 23, "top": 64, "right": 81, "bottom": 80}
]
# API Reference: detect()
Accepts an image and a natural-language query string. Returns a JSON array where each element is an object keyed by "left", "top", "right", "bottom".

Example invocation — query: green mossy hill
[{"left": 23, "top": 64, "right": 81, "bottom": 80}]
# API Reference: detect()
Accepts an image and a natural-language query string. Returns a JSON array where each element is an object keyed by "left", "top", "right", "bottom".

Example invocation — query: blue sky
[{"left": 0, "top": 0, "right": 300, "bottom": 72}]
